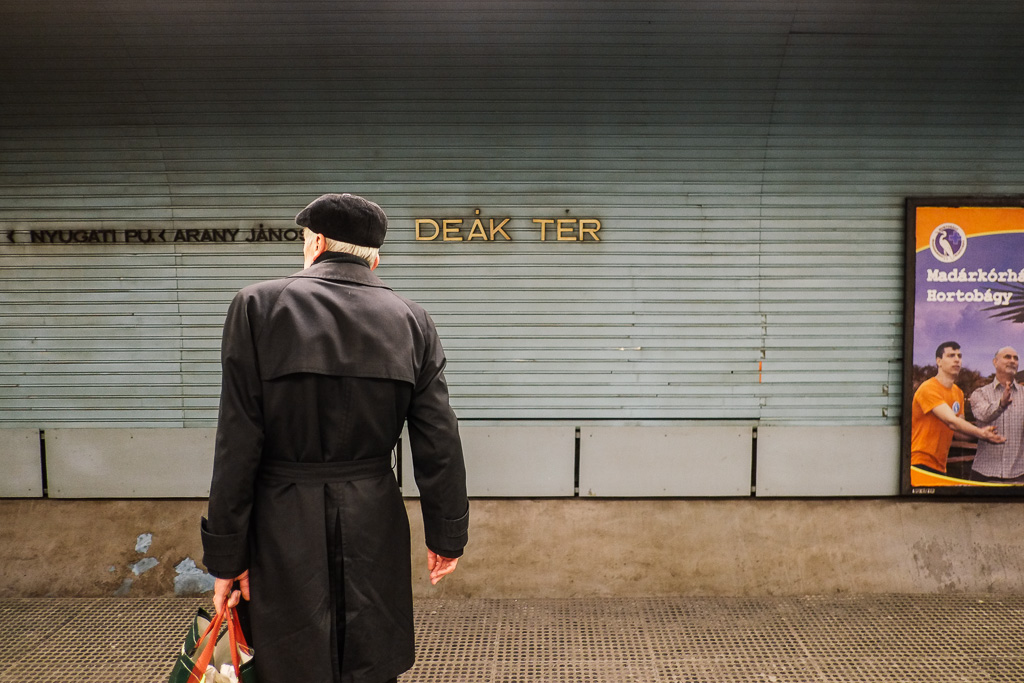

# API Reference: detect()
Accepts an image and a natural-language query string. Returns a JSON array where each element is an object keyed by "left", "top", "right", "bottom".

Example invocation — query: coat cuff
[
  {"left": 424, "top": 506, "right": 469, "bottom": 558},
  {"left": 200, "top": 516, "right": 249, "bottom": 577}
]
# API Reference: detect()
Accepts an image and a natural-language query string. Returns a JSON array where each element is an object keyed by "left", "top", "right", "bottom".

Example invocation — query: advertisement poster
[{"left": 903, "top": 198, "right": 1024, "bottom": 495}]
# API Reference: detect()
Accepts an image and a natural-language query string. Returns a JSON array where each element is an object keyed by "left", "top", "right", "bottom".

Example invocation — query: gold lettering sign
[{"left": 416, "top": 210, "right": 601, "bottom": 242}]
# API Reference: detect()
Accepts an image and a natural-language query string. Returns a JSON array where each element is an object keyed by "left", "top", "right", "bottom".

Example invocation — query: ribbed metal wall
[{"left": 1, "top": 1, "right": 1022, "bottom": 428}]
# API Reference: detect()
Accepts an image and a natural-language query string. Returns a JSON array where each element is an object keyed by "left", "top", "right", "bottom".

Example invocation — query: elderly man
[
  {"left": 910, "top": 341, "right": 1004, "bottom": 486},
  {"left": 969, "top": 346, "right": 1024, "bottom": 483},
  {"left": 201, "top": 193, "right": 469, "bottom": 683}
]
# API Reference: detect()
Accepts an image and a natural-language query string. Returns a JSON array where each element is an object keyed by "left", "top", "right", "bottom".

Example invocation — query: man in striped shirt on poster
[{"left": 968, "top": 346, "right": 1024, "bottom": 483}]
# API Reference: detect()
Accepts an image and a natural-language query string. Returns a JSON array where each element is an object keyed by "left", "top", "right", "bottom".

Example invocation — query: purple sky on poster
[{"left": 914, "top": 232, "right": 1024, "bottom": 371}]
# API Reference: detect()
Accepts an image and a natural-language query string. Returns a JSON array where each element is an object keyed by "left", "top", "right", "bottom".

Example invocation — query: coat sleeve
[
  {"left": 407, "top": 309, "right": 469, "bottom": 558},
  {"left": 201, "top": 290, "right": 266, "bottom": 578}
]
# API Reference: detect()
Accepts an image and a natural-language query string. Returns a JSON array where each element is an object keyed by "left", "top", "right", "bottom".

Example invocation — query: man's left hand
[
  {"left": 427, "top": 550, "right": 459, "bottom": 585},
  {"left": 1000, "top": 381, "right": 1014, "bottom": 408}
]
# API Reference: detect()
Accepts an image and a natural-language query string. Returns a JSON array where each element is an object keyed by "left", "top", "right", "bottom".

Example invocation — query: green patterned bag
[
  {"left": 183, "top": 608, "right": 214, "bottom": 654},
  {"left": 168, "top": 606, "right": 255, "bottom": 683}
]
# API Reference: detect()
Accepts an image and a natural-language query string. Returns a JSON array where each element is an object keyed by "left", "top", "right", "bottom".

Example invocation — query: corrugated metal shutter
[
  {"left": 759, "top": 4, "right": 1024, "bottom": 423},
  {"left": 1, "top": 0, "right": 1023, "bottom": 431}
]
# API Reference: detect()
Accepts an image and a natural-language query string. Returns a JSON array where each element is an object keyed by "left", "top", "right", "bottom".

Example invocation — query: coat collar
[{"left": 288, "top": 252, "right": 391, "bottom": 289}]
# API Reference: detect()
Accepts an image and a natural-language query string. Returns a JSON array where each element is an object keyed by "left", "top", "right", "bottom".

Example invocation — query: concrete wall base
[{"left": 1, "top": 498, "right": 1021, "bottom": 598}]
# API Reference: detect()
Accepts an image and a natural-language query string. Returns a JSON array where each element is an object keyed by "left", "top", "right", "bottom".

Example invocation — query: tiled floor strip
[{"left": 1, "top": 595, "right": 1021, "bottom": 682}]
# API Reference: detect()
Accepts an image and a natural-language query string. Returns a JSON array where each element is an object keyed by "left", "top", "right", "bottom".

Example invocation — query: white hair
[{"left": 305, "top": 228, "right": 380, "bottom": 266}]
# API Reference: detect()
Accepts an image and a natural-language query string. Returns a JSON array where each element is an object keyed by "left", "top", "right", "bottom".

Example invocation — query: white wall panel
[
  {"left": 756, "top": 426, "right": 900, "bottom": 497},
  {"left": 0, "top": 429, "right": 42, "bottom": 497},
  {"left": 45, "top": 429, "right": 215, "bottom": 498},
  {"left": 579, "top": 425, "right": 752, "bottom": 497},
  {"left": 402, "top": 424, "right": 575, "bottom": 497}
]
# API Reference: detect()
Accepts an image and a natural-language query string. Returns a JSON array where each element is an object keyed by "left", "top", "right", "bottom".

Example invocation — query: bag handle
[
  {"left": 227, "top": 605, "right": 249, "bottom": 650},
  {"left": 190, "top": 604, "right": 248, "bottom": 682},
  {"left": 189, "top": 608, "right": 226, "bottom": 682},
  {"left": 226, "top": 605, "right": 247, "bottom": 675}
]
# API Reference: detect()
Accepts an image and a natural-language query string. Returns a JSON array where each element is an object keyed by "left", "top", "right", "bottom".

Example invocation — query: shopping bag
[
  {"left": 212, "top": 607, "right": 255, "bottom": 683},
  {"left": 183, "top": 608, "right": 214, "bottom": 654},
  {"left": 168, "top": 605, "right": 255, "bottom": 683}
]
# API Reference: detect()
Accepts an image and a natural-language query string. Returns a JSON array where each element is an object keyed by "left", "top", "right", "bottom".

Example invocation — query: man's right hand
[{"left": 213, "top": 570, "right": 250, "bottom": 614}]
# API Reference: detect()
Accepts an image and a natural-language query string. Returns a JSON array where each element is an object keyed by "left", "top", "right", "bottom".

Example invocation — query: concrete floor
[{"left": 1, "top": 595, "right": 1022, "bottom": 682}]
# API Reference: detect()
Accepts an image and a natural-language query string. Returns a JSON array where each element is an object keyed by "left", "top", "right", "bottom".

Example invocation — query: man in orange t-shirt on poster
[{"left": 911, "top": 341, "right": 1005, "bottom": 485}]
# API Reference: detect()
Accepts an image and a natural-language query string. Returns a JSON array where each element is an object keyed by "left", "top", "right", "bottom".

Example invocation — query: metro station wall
[{"left": 1, "top": 1, "right": 1022, "bottom": 497}]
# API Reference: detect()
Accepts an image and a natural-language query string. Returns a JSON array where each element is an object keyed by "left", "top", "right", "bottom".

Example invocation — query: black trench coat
[{"left": 201, "top": 252, "right": 469, "bottom": 683}]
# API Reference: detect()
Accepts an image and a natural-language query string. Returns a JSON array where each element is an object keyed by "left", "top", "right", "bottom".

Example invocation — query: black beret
[{"left": 294, "top": 193, "right": 388, "bottom": 248}]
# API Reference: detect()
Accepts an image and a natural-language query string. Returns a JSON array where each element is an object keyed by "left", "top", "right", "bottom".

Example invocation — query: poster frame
[{"left": 902, "top": 196, "right": 1024, "bottom": 497}]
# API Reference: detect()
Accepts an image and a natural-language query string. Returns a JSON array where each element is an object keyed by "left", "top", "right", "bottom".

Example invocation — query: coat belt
[{"left": 257, "top": 457, "right": 392, "bottom": 484}]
